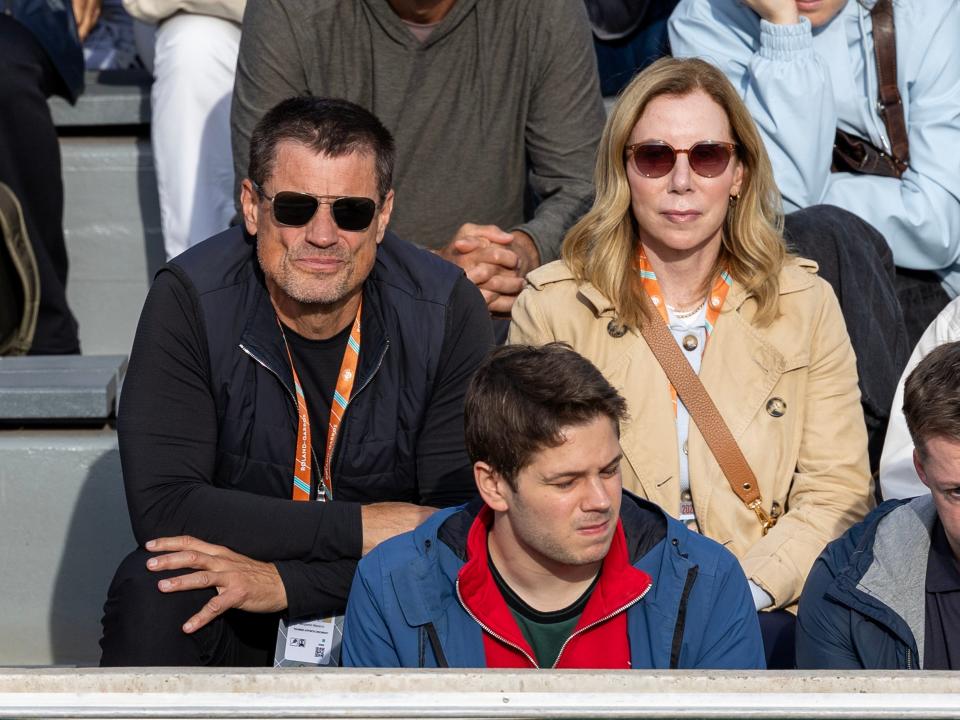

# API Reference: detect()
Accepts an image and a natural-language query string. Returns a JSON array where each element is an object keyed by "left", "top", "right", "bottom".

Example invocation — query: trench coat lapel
[
  {"left": 575, "top": 283, "right": 681, "bottom": 512},
  {"left": 617, "top": 330, "right": 682, "bottom": 515}
]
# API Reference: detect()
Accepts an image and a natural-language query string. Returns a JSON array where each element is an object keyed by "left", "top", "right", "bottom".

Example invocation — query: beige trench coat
[{"left": 508, "top": 257, "right": 873, "bottom": 610}]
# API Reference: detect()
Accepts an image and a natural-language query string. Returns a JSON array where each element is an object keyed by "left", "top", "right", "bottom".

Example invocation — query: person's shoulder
[
  {"left": 358, "top": 506, "right": 460, "bottom": 577},
  {"left": 169, "top": 226, "right": 258, "bottom": 297},
  {"left": 669, "top": 0, "right": 759, "bottom": 38},
  {"left": 372, "top": 231, "right": 464, "bottom": 302},
  {"left": 622, "top": 493, "right": 741, "bottom": 580},
  {"left": 819, "top": 497, "right": 923, "bottom": 576},
  {"left": 669, "top": 516, "right": 744, "bottom": 580},
  {"left": 778, "top": 254, "right": 820, "bottom": 289},
  {"left": 895, "top": 0, "right": 956, "bottom": 25},
  {"left": 524, "top": 259, "right": 579, "bottom": 290}
]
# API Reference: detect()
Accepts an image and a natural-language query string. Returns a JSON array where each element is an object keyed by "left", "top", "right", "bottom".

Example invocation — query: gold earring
[{"left": 728, "top": 193, "right": 740, "bottom": 207}]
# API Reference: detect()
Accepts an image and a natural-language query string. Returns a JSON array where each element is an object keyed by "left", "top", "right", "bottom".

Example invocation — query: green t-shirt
[{"left": 489, "top": 557, "right": 599, "bottom": 668}]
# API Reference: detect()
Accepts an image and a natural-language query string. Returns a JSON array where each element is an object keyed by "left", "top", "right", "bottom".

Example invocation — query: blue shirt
[{"left": 669, "top": 0, "right": 960, "bottom": 296}]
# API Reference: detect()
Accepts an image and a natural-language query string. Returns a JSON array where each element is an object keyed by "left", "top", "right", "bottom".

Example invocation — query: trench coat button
[
  {"left": 682, "top": 439, "right": 688, "bottom": 455},
  {"left": 766, "top": 397, "right": 787, "bottom": 417},
  {"left": 682, "top": 334, "right": 698, "bottom": 351},
  {"left": 607, "top": 319, "right": 627, "bottom": 338}
]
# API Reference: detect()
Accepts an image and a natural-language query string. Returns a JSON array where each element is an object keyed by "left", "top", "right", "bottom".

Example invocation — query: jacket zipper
[
  {"left": 323, "top": 339, "right": 389, "bottom": 498},
  {"left": 455, "top": 579, "right": 539, "bottom": 668},
  {"left": 551, "top": 582, "right": 653, "bottom": 668},
  {"left": 906, "top": 648, "right": 913, "bottom": 670},
  {"left": 242, "top": 338, "right": 390, "bottom": 500},
  {"left": 456, "top": 577, "right": 653, "bottom": 669},
  {"left": 239, "top": 342, "right": 323, "bottom": 498}
]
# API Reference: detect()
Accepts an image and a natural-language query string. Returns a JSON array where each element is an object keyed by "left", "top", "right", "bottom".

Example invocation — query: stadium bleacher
[{"left": 0, "top": 71, "right": 157, "bottom": 666}]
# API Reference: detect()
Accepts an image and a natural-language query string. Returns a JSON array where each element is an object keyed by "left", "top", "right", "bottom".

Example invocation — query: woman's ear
[{"left": 730, "top": 158, "right": 745, "bottom": 199}]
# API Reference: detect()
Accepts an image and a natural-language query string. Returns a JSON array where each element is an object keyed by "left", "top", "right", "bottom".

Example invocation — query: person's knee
[
  {"left": 99, "top": 548, "right": 215, "bottom": 665},
  {"left": 153, "top": 14, "right": 240, "bottom": 81}
]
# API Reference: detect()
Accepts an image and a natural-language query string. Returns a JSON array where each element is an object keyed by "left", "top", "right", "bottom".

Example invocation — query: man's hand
[
  {"left": 145, "top": 536, "right": 287, "bottom": 634},
  {"left": 361, "top": 502, "right": 438, "bottom": 555},
  {"left": 436, "top": 224, "right": 540, "bottom": 314},
  {"left": 72, "top": 0, "right": 103, "bottom": 41},
  {"left": 741, "top": 0, "right": 800, "bottom": 24}
]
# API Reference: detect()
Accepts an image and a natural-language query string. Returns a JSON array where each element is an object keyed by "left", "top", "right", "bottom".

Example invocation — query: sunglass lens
[
  {"left": 331, "top": 197, "right": 377, "bottom": 232},
  {"left": 633, "top": 144, "right": 676, "bottom": 178},
  {"left": 272, "top": 192, "right": 320, "bottom": 226},
  {"left": 689, "top": 143, "right": 732, "bottom": 177}
]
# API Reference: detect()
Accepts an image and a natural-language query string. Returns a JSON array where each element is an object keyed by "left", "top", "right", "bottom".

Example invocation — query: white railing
[{"left": 2, "top": 669, "right": 960, "bottom": 719}]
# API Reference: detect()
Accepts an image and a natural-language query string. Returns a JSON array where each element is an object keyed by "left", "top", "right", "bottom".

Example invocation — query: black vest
[{"left": 166, "top": 226, "right": 461, "bottom": 503}]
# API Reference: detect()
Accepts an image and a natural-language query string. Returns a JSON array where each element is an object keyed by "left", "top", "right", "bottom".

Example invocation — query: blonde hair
[{"left": 562, "top": 57, "right": 787, "bottom": 329}]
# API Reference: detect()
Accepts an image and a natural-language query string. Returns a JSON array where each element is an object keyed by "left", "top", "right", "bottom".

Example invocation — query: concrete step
[{"left": 0, "top": 355, "right": 126, "bottom": 421}]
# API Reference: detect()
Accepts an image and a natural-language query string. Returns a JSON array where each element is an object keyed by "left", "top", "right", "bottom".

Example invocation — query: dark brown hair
[
  {"left": 248, "top": 96, "right": 395, "bottom": 202},
  {"left": 465, "top": 343, "right": 628, "bottom": 489},
  {"left": 903, "top": 340, "right": 960, "bottom": 457}
]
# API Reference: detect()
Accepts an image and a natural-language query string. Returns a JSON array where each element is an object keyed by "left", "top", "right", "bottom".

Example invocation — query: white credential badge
[{"left": 275, "top": 615, "right": 342, "bottom": 667}]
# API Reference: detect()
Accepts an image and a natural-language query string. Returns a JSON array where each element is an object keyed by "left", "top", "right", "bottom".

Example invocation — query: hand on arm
[
  {"left": 360, "top": 503, "right": 438, "bottom": 555},
  {"left": 145, "top": 535, "right": 288, "bottom": 633}
]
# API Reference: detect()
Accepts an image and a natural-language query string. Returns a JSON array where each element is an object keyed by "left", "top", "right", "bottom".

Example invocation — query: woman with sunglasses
[{"left": 509, "top": 57, "right": 872, "bottom": 667}]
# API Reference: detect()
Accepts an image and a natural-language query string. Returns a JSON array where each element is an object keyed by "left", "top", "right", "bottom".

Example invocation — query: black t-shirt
[
  {"left": 489, "top": 554, "right": 599, "bottom": 668},
  {"left": 924, "top": 518, "right": 960, "bottom": 669},
  {"left": 282, "top": 319, "right": 353, "bottom": 474}
]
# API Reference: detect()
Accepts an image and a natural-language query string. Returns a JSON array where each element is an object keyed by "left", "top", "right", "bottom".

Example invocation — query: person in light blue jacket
[{"left": 668, "top": 0, "right": 960, "bottom": 342}]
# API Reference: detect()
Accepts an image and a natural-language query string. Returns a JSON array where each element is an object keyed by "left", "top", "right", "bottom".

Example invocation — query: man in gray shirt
[{"left": 232, "top": 0, "right": 605, "bottom": 314}]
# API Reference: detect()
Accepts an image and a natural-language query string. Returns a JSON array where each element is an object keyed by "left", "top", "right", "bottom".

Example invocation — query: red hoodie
[{"left": 455, "top": 505, "right": 653, "bottom": 668}]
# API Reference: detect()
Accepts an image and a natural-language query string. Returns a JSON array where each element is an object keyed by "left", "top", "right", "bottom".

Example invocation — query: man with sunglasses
[
  {"left": 231, "top": 0, "right": 605, "bottom": 318},
  {"left": 99, "top": 96, "right": 493, "bottom": 666}
]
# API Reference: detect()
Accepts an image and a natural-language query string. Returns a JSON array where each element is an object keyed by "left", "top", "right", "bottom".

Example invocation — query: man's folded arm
[
  {"left": 274, "top": 557, "right": 359, "bottom": 620},
  {"left": 119, "top": 269, "right": 363, "bottom": 563}
]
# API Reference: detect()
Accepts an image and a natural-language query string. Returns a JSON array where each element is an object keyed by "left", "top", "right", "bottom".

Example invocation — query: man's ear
[
  {"left": 374, "top": 189, "right": 395, "bottom": 245},
  {"left": 240, "top": 179, "right": 261, "bottom": 236},
  {"left": 474, "top": 461, "right": 511, "bottom": 512},
  {"left": 914, "top": 447, "right": 931, "bottom": 490}
]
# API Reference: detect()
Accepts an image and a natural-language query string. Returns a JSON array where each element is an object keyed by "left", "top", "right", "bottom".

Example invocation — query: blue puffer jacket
[
  {"left": 342, "top": 493, "right": 766, "bottom": 668},
  {"left": 7, "top": 0, "right": 84, "bottom": 101},
  {"left": 797, "top": 496, "right": 936, "bottom": 669}
]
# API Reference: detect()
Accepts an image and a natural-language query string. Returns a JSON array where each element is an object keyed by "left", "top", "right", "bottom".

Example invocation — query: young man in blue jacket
[
  {"left": 798, "top": 341, "right": 960, "bottom": 669},
  {"left": 342, "top": 343, "right": 765, "bottom": 669}
]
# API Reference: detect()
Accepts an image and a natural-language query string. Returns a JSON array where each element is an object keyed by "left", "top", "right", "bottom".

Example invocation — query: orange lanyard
[
  {"left": 635, "top": 246, "right": 731, "bottom": 415},
  {"left": 278, "top": 301, "right": 362, "bottom": 502}
]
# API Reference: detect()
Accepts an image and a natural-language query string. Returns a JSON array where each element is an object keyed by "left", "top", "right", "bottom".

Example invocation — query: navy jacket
[
  {"left": 119, "top": 226, "right": 491, "bottom": 617},
  {"left": 8, "top": 0, "right": 84, "bottom": 101},
  {"left": 342, "top": 493, "right": 765, "bottom": 668},
  {"left": 796, "top": 496, "right": 938, "bottom": 669}
]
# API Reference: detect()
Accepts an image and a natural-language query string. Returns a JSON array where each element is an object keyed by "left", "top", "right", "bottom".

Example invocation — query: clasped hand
[
  {"left": 437, "top": 224, "right": 540, "bottom": 314},
  {"left": 145, "top": 535, "right": 287, "bottom": 634}
]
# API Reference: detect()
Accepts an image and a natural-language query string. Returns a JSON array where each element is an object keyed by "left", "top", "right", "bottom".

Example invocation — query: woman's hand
[{"left": 741, "top": 0, "right": 800, "bottom": 25}]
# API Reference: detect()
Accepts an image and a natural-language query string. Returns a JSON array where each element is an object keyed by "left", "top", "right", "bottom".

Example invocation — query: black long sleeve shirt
[{"left": 118, "top": 269, "right": 489, "bottom": 617}]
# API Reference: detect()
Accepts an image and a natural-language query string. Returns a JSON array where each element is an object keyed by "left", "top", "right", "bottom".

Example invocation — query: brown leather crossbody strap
[
  {"left": 636, "top": 290, "right": 775, "bottom": 533},
  {"left": 871, "top": 0, "right": 909, "bottom": 170}
]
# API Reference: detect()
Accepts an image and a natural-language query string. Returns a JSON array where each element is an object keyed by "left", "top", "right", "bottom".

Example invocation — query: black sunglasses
[
  {"left": 625, "top": 140, "right": 738, "bottom": 179},
  {"left": 252, "top": 182, "right": 378, "bottom": 231}
]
